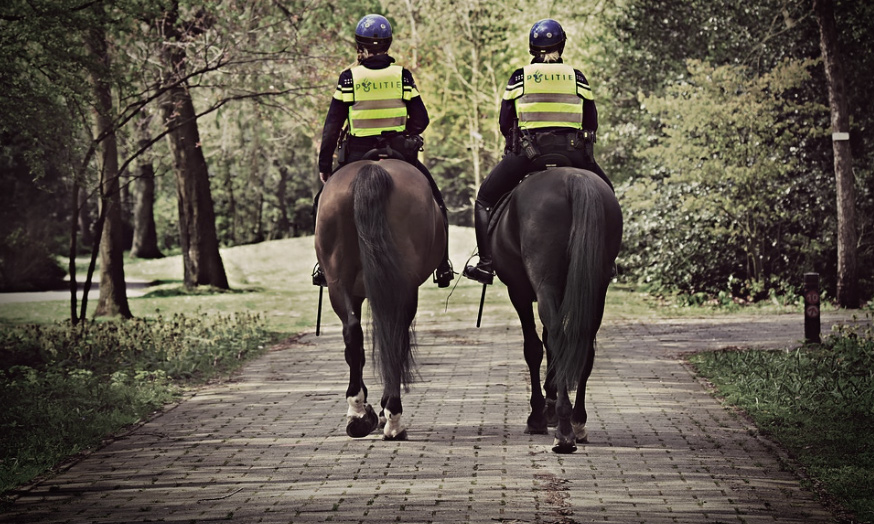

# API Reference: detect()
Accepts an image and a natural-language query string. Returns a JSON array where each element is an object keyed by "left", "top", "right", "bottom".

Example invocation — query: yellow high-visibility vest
[
  {"left": 504, "top": 63, "right": 591, "bottom": 130},
  {"left": 339, "top": 64, "right": 409, "bottom": 137}
]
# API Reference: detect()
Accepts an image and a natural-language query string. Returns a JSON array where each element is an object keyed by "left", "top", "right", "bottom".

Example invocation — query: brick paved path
[{"left": 2, "top": 311, "right": 860, "bottom": 523}]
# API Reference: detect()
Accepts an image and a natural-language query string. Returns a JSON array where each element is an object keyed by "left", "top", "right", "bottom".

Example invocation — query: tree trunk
[
  {"left": 86, "top": 23, "right": 132, "bottom": 318},
  {"left": 222, "top": 162, "right": 236, "bottom": 245},
  {"left": 78, "top": 188, "right": 93, "bottom": 249},
  {"left": 130, "top": 157, "right": 164, "bottom": 259},
  {"left": 130, "top": 113, "right": 164, "bottom": 259},
  {"left": 69, "top": 179, "right": 80, "bottom": 324},
  {"left": 814, "top": 0, "right": 858, "bottom": 308},
  {"left": 275, "top": 160, "right": 291, "bottom": 238},
  {"left": 160, "top": 7, "right": 229, "bottom": 289},
  {"left": 161, "top": 82, "right": 229, "bottom": 289}
]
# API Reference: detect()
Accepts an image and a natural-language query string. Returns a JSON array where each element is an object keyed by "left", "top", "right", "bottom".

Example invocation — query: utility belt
[
  {"left": 338, "top": 130, "right": 424, "bottom": 164},
  {"left": 512, "top": 128, "right": 595, "bottom": 161}
]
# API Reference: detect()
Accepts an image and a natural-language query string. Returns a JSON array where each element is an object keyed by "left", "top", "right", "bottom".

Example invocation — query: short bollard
[{"left": 804, "top": 272, "right": 821, "bottom": 344}]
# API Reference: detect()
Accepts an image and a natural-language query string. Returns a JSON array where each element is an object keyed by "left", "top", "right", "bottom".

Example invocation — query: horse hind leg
[
  {"left": 542, "top": 328, "right": 558, "bottom": 428},
  {"left": 342, "top": 298, "right": 379, "bottom": 438},
  {"left": 379, "top": 394, "right": 407, "bottom": 441},
  {"left": 571, "top": 341, "right": 596, "bottom": 444},
  {"left": 509, "top": 290, "right": 548, "bottom": 435},
  {"left": 552, "top": 388, "right": 577, "bottom": 454},
  {"left": 377, "top": 300, "right": 416, "bottom": 442}
]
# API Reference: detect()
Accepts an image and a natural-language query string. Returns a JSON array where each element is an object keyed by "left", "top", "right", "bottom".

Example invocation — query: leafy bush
[
  {"left": 0, "top": 312, "right": 272, "bottom": 496},
  {"left": 0, "top": 134, "right": 72, "bottom": 292},
  {"left": 618, "top": 58, "right": 842, "bottom": 301},
  {"left": 0, "top": 227, "right": 66, "bottom": 292}
]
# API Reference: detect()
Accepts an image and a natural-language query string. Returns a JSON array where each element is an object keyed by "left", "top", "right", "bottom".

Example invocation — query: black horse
[
  {"left": 314, "top": 159, "right": 445, "bottom": 440},
  {"left": 490, "top": 167, "right": 622, "bottom": 453}
]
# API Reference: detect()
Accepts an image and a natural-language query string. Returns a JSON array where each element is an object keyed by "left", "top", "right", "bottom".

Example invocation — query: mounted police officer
[
  {"left": 314, "top": 14, "right": 454, "bottom": 288},
  {"left": 462, "top": 19, "right": 613, "bottom": 285}
]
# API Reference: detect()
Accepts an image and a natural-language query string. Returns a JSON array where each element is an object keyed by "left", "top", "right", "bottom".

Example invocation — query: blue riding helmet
[
  {"left": 355, "top": 14, "right": 393, "bottom": 51},
  {"left": 529, "top": 18, "right": 566, "bottom": 55}
]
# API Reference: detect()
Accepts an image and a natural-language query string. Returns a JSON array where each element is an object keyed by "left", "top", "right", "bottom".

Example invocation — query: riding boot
[
  {"left": 311, "top": 191, "right": 327, "bottom": 287},
  {"left": 462, "top": 201, "right": 494, "bottom": 285},
  {"left": 434, "top": 203, "right": 455, "bottom": 288}
]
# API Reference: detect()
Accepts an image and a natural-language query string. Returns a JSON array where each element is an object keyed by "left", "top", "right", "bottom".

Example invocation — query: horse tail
[
  {"left": 352, "top": 163, "right": 416, "bottom": 392},
  {"left": 551, "top": 173, "right": 608, "bottom": 391}
]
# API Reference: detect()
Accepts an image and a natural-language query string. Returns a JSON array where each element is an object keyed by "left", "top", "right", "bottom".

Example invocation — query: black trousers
[{"left": 476, "top": 145, "right": 612, "bottom": 208}]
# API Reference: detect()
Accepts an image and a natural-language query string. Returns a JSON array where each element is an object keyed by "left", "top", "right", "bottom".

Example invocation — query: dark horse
[
  {"left": 490, "top": 167, "right": 622, "bottom": 453},
  {"left": 314, "top": 159, "right": 445, "bottom": 440}
]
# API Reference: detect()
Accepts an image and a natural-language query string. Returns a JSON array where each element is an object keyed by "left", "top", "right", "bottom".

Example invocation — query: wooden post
[{"left": 804, "top": 273, "right": 821, "bottom": 344}]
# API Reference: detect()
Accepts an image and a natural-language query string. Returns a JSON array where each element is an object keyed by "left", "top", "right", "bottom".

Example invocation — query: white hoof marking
[
  {"left": 382, "top": 408, "right": 406, "bottom": 439},
  {"left": 346, "top": 391, "right": 367, "bottom": 418},
  {"left": 572, "top": 422, "right": 589, "bottom": 443}
]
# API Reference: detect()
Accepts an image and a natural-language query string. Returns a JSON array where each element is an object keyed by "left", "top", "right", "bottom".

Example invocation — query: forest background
[{"left": 1, "top": 0, "right": 872, "bottom": 315}]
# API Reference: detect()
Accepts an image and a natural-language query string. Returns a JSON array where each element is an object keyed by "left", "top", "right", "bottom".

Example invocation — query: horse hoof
[
  {"left": 383, "top": 429, "right": 408, "bottom": 441},
  {"left": 552, "top": 439, "right": 577, "bottom": 454},
  {"left": 346, "top": 405, "right": 379, "bottom": 438}
]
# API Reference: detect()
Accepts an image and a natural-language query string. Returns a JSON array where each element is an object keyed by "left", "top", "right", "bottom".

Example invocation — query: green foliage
[
  {"left": 0, "top": 311, "right": 269, "bottom": 379},
  {"left": 0, "top": 312, "right": 272, "bottom": 495},
  {"left": 601, "top": 0, "right": 874, "bottom": 303},
  {"left": 599, "top": 0, "right": 818, "bottom": 184},
  {"left": 0, "top": 2, "right": 103, "bottom": 290},
  {"left": 689, "top": 316, "right": 874, "bottom": 522},
  {"left": 0, "top": 138, "right": 69, "bottom": 291},
  {"left": 619, "top": 58, "right": 832, "bottom": 300}
]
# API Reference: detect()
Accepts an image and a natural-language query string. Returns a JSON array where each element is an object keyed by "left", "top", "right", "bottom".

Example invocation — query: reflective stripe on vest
[
  {"left": 348, "top": 64, "right": 407, "bottom": 137},
  {"left": 515, "top": 63, "right": 583, "bottom": 130}
]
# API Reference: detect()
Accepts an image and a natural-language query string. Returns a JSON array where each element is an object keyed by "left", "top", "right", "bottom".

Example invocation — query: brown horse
[
  {"left": 490, "top": 167, "right": 622, "bottom": 453},
  {"left": 314, "top": 159, "right": 445, "bottom": 440}
]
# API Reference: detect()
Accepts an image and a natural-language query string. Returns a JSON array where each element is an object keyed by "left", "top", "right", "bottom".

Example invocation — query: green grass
[
  {"left": 1, "top": 226, "right": 794, "bottom": 333},
  {"left": 689, "top": 316, "right": 874, "bottom": 523}
]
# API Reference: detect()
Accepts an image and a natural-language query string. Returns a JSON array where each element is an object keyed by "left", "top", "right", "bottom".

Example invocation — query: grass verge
[
  {"left": 688, "top": 314, "right": 874, "bottom": 523},
  {"left": 0, "top": 311, "right": 273, "bottom": 499}
]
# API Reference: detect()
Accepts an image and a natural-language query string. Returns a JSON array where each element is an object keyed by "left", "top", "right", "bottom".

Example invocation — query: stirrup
[
  {"left": 462, "top": 263, "right": 494, "bottom": 285},
  {"left": 434, "top": 260, "right": 455, "bottom": 288},
  {"left": 312, "top": 263, "right": 327, "bottom": 287}
]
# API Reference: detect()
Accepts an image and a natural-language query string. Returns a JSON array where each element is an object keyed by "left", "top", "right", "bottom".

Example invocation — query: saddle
[
  {"left": 487, "top": 154, "right": 572, "bottom": 235},
  {"left": 360, "top": 133, "right": 423, "bottom": 163},
  {"left": 361, "top": 144, "right": 408, "bottom": 162}
]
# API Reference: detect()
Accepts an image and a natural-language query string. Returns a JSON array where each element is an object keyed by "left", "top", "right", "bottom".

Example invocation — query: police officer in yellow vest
[
  {"left": 462, "top": 19, "right": 613, "bottom": 285},
  {"left": 315, "top": 14, "right": 454, "bottom": 288}
]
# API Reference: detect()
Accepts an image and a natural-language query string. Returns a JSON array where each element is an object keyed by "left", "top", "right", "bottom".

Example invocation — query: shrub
[{"left": 618, "top": 58, "right": 842, "bottom": 301}]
